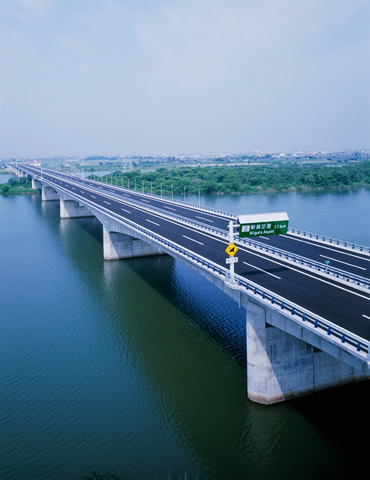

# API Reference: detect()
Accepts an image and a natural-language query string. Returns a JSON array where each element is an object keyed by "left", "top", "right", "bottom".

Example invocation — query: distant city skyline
[{"left": 1, "top": 0, "right": 369, "bottom": 158}]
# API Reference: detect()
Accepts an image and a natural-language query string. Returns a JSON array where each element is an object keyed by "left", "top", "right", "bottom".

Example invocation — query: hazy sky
[{"left": 1, "top": 0, "right": 369, "bottom": 157}]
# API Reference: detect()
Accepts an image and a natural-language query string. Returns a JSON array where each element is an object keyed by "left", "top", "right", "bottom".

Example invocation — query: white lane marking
[
  {"left": 164, "top": 206, "right": 176, "bottom": 211},
  {"left": 104, "top": 201, "right": 111, "bottom": 205},
  {"left": 243, "top": 261, "right": 281, "bottom": 279},
  {"left": 72, "top": 187, "right": 76, "bottom": 189},
  {"left": 141, "top": 199, "right": 150, "bottom": 203},
  {"left": 258, "top": 236, "right": 270, "bottom": 240},
  {"left": 90, "top": 195, "right": 96, "bottom": 198},
  {"left": 183, "top": 235, "right": 204, "bottom": 245},
  {"left": 146, "top": 219, "right": 160, "bottom": 226},
  {"left": 362, "top": 314, "right": 370, "bottom": 320},
  {"left": 196, "top": 216, "right": 214, "bottom": 223},
  {"left": 121, "top": 208, "right": 131, "bottom": 214},
  {"left": 283, "top": 234, "right": 370, "bottom": 262},
  {"left": 80, "top": 190, "right": 85, "bottom": 193},
  {"left": 237, "top": 246, "right": 370, "bottom": 301},
  {"left": 319, "top": 255, "right": 366, "bottom": 270}
]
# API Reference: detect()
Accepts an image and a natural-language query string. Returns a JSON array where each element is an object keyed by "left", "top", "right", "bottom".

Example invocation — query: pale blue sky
[{"left": 1, "top": 0, "right": 369, "bottom": 157}]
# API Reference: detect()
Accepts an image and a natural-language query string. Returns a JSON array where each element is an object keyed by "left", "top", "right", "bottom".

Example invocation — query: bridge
[{"left": 10, "top": 162, "right": 370, "bottom": 404}]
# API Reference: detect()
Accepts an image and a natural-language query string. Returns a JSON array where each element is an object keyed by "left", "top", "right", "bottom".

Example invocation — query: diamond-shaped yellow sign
[{"left": 225, "top": 242, "right": 238, "bottom": 257}]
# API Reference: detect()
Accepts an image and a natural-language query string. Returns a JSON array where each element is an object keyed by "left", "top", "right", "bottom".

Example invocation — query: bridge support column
[
  {"left": 60, "top": 198, "right": 94, "bottom": 219},
  {"left": 103, "top": 225, "right": 164, "bottom": 260},
  {"left": 246, "top": 299, "right": 367, "bottom": 404},
  {"left": 41, "top": 185, "right": 59, "bottom": 201},
  {"left": 32, "top": 178, "right": 42, "bottom": 190}
]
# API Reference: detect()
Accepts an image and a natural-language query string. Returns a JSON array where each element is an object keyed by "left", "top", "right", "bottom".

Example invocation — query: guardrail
[
  {"left": 238, "top": 237, "right": 370, "bottom": 290},
  {"left": 22, "top": 165, "right": 370, "bottom": 291},
  {"left": 43, "top": 167, "right": 237, "bottom": 220},
  {"left": 79, "top": 183, "right": 370, "bottom": 290},
  {"left": 31, "top": 172, "right": 369, "bottom": 364},
  {"left": 289, "top": 228, "right": 370, "bottom": 255}
]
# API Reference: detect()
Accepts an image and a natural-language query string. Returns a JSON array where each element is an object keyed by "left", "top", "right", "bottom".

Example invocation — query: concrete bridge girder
[{"left": 27, "top": 171, "right": 369, "bottom": 404}]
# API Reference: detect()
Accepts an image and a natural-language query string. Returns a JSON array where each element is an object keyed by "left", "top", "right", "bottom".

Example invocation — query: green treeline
[
  {"left": 1, "top": 176, "right": 34, "bottom": 194},
  {"left": 91, "top": 161, "right": 370, "bottom": 196}
]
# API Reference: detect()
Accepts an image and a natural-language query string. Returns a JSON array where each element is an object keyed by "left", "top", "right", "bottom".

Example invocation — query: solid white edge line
[
  {"left": 243, "top": 261, "right": 281, "bottom": 279},
  {"left": 319, "top": 254, "right": 366, "bottom": 270},
  {"left": 23, "top": 167, "right": 370, "bottom": 303},
  {"left": 283, "top": 234, "right": 370, "bottom": 262}
]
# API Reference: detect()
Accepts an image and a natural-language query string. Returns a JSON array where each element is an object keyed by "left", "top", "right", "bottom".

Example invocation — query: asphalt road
[
  {"left": 38, "top": 167, "right": 370, "bottom": 278},
  {"left": 19, "top": 165, "right": 370, "bottom": 341}
]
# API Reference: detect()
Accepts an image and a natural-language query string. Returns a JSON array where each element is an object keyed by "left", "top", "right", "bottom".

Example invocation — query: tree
[{"left": 8, "top": 177, "right": 18, "bottom": 187}]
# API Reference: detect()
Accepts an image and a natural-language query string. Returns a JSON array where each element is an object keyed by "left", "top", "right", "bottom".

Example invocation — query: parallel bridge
[{"left": 11, "top": 163, "right": 370, "bottom": 404}]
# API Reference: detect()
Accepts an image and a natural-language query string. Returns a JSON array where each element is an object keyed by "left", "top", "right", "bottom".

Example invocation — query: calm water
[
  {"left": 1, "top": 189, "right": 369, "bottom": 480},
  {"left": 0, "top": 173, "right": 15, "bottom": 184}
]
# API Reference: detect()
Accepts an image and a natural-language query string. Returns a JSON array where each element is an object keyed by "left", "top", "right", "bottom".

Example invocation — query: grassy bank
[{"left": 1, "top": 176, "right": 39, "bottom": 195}]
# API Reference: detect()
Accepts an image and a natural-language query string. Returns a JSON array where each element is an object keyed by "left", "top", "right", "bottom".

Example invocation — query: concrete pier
[
  {"left": 32, "top": 178, "right": 42, "bottom": 190},
  {"left": 246, "top": 299, "right": 367, "bottom": 404},
  {"left": 103, "top": 225, "right": 164, "bottom": 260},
  {"left": 41, "top": 186, "right": 59, "bottom": 201},
  {"left": 60, "top": 198, "right": 94, "bottom": 219}
]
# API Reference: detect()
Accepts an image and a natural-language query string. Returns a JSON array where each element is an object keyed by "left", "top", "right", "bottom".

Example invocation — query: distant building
[{"left": 26, "top": 160, "right": 41, "bottom": 167}]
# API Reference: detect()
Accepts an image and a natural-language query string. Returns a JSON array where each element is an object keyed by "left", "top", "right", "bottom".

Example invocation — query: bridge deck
[{"left": 18, "top": 165, "right": 370, "bottom": 344}]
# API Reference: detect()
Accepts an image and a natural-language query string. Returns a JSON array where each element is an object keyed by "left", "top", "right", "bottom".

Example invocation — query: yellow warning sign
[{"left": 225, "top": 243, "right": 238, "bottom": 257}]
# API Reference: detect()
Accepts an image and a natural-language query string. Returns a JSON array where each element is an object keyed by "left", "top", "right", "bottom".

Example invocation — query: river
[{"left": 1, "top": 187, "right": 369, "bottom": 480}]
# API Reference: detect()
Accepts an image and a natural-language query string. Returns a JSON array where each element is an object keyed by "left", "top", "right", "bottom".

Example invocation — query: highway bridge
[{"left": 11, "top": 162, "right": 370, "bottom": 404}]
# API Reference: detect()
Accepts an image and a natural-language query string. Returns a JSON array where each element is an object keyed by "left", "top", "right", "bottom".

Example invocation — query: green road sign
[{"left": 238, "top": 212, "right": 289, "bottom": 238}]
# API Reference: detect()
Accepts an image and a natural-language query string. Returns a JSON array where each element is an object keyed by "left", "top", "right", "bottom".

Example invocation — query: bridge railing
[
  {"left": 43, "top": 167, "right": 237, "bottom": 219},
  {"left": 61, "top": 182, "right": 368, "bottom": 363},
  {"left": 91, "top": 188, "right": 370, "bottom": 291},
  {"left": 289, "top": 228, "right": 370, "bottom": 255},
  {"left": 238, "top": 237, "right": 370, "bottom": 290},
  {"left": 26, "top": 165, "right": 370, "bottom": 291},
  {"left": 114, "top": 209, "right": 370, "bottom": 362},
  {"left": 16, "top": 170, "right": 370, "bottom": 363}
]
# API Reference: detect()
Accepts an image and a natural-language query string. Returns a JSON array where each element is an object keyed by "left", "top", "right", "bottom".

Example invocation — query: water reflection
[{"left": 2, "top": 192, "right": 369, "bottom": 480}]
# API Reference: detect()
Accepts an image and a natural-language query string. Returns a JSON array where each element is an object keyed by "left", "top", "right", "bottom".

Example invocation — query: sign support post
[{"left": 225, "top": 221, "right": 239, "bottom": 285}]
